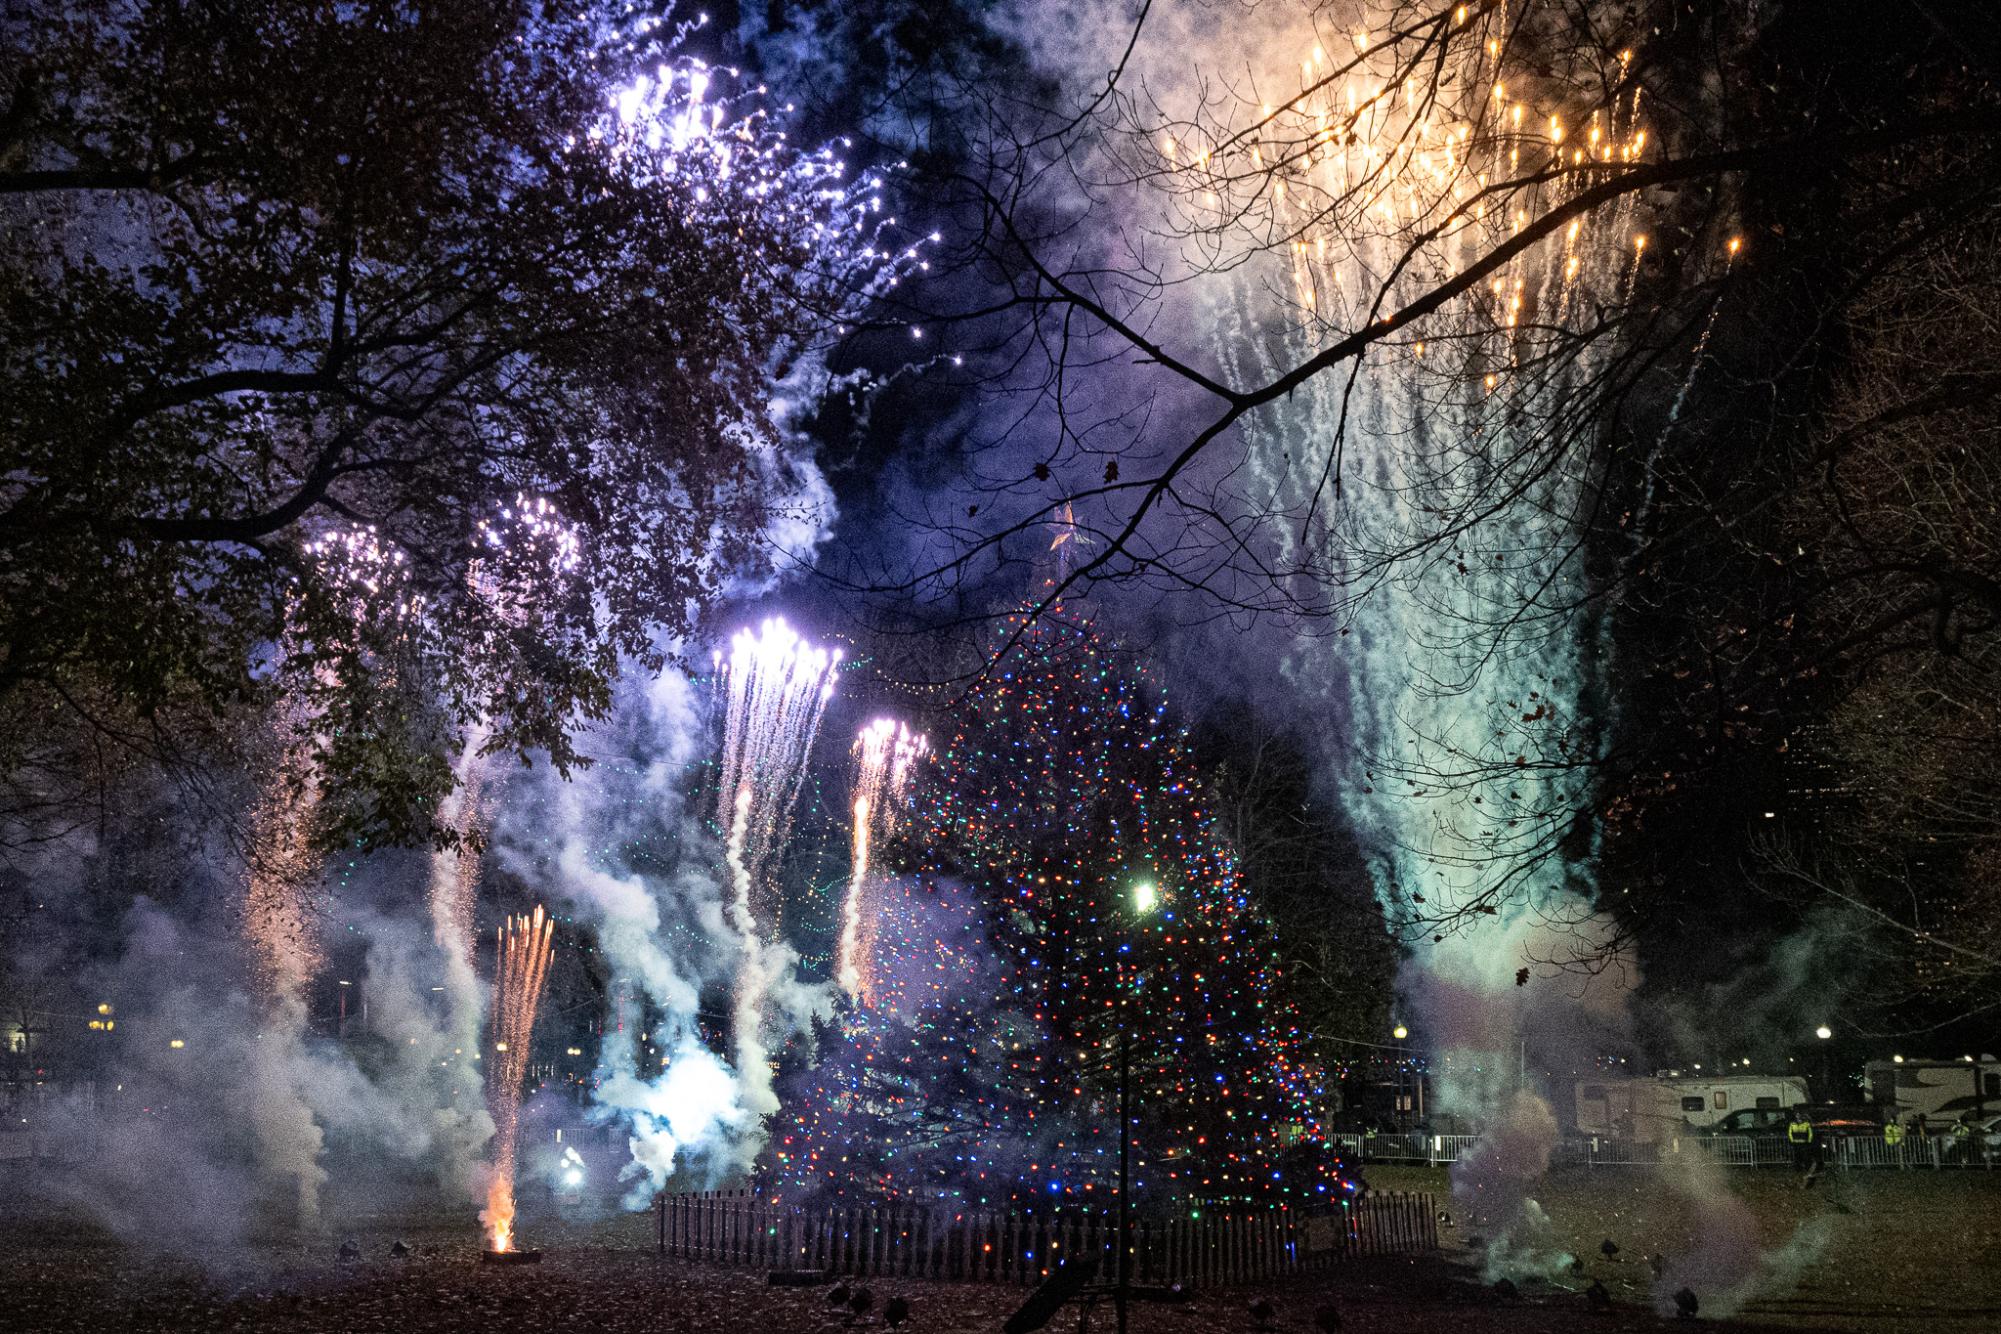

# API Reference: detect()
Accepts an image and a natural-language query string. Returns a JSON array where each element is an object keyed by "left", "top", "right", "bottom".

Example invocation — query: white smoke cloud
[{"left": 491, "top": 649, "right": 834, "bottom": 1203}]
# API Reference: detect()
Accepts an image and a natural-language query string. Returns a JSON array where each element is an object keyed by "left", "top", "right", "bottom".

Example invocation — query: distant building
[{"left": 1779, "top": 723, "right": 1870, "bottom": 836}]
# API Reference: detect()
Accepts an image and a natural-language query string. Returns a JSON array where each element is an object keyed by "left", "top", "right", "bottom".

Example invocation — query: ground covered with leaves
[
  {"left": 1372, "top": 1163, "right": 2001, "bottom": 1331},
  {"left": 0, "top": 1166, "right": 1994, "bottom": 1333}
]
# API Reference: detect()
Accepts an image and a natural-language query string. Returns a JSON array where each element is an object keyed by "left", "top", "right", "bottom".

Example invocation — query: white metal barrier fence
[{"left": 1334, "top": 1132, "right": 1995, "bottom": 1170}]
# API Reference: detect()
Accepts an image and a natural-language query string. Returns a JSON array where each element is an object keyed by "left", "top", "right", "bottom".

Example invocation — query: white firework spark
[{"left": 835, "top": 717, "right": 929, "bottom": 1002}]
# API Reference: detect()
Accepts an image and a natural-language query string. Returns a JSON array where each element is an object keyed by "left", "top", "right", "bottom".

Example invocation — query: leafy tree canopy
[{"left": 0, "top": 2, "right": 896, "bottom": 850}]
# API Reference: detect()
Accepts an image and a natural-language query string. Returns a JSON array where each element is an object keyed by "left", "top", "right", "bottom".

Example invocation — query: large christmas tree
[{"left": 762, "top": 608, "right": 1339, "bottom": 1212}]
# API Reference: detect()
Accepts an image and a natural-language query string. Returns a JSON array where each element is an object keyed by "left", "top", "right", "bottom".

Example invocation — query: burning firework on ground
[
  {"left": 836, "top": 718, "right": 929, "bottom": 1003},
  {"left": 483, "top": 906, "right": 556, "bottom": 1254}
]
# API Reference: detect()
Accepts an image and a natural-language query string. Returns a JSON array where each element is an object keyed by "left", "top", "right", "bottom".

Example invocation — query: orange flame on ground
[{"left": 482, "top": 905, "right": 554, "bottom": 1251}]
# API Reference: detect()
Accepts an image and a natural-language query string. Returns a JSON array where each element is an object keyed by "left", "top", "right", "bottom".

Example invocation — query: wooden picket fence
[{"left": 655, "top": 1189, "right": 1437, "bottom": 1285}]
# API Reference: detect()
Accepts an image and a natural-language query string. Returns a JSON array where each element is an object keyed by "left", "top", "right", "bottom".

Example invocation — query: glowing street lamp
[
  {"left": 1812, "top": 1025, "right": 1835, "bottom": 1103},
  {"left": 1391, "top": 1025, "right": 1417, "bottom": 1129},
  {"left": 1117, "top": 879, "right": 1160, "bottom": 1334}
]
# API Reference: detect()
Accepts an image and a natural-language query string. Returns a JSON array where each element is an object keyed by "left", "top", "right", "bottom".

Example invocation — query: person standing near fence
[
  {"left": 1951, "top": 1117, "right": 1973, "bottom": 1162},
  {"left": 1883, "top": 1119, "right": 1905, "bottom": 1161},
  {"left": 1786, "top": 1110, "right": 1817, "bottom": 1178}
]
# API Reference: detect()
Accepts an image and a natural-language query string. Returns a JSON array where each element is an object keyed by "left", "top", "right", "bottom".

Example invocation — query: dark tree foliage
[
  {"left": 0, "top": 2, "right": 874, "bottom": 851},
  {"left": 1593, "top": 4, "right": 2001, "bottom": 1034}
]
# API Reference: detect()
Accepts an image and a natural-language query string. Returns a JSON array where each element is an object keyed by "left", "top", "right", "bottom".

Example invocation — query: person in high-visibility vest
[
  {"left": 1883, "top": 1120, "right": 1905, "bottom": 1152},
  {"left": 1952, "top": 1118, "right": 1974, "bottom": 1161},
  {"left": 1786, "top": 1110, "right": 1817, "bottom": 1175}
]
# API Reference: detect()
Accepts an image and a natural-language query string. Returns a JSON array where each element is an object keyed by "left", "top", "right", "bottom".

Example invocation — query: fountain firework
[
  {"left": 835, "top": 718, "right": 929, "bottom": 1002},
  {"left": 483, "top": 905, "right": 556, "bottom": 1254},
  {"left": 428, "top": 498, "right": 584, "bottom": 1102},
  {"left": 709, "top": 619, "right": 841, "bottom": 1118},
  {"left": 242, "top": 525, "right": 422, "bottom": 1225},
  {"left": 713, "top": 617, "right": 842, "bottom": 934}
]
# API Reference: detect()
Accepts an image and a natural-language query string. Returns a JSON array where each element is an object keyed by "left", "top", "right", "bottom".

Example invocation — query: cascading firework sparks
[
  {"left": 1182, "top": 2, "right": 1663, "bottom": 939},
  {"left": 242, "top": 697, "right": 326, "bottom": 1016},
  {"left": 1183, "top": 1, "right": 1693, "bottom": 1267},
  {"left": 836, "top": 718, "right": 929, "bottom": 1003},
  {"left": 483, "top": 905, "right": 556, "bottom": 1254},
  {"left": 709, "top": 618, "right": 839, "bottom": 1118},
  {"left": 430, "top": 497, "right": 583, "bottom": 1064},
  {"left": 246, "top": 525, "right": 423, "bottom": 1011},
  {"left": 241, "top": 523, "right": 423, "bottom": 1226},
  {"left": 713, "top": 617, "right": 842, "bottom": 935}
]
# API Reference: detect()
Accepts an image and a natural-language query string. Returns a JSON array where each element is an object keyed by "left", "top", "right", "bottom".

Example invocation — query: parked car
[
  {"left": 1697, "top": 1107, "right": 1791, "bottom": 1137},
  {"left": 1699, "top": 1105, "right": 1880, "bottom": 1138},
  {"left": 1810, "top": 1106, "right": 1883, "bottom": 1136}
]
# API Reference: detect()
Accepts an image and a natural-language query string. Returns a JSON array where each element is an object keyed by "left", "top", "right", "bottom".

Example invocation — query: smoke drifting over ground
[
  {"left": 9, "top": 650, "right": 838, "bottom": 1253},
  {"left": 6, "top": 397, "right": 845, "bottom": 1256},
  {"left": 493, "top": 653, "right": 834, "bottom": 1201},
  {"left": 23, "top": 889, "right": 496, "bottom": 1254}
]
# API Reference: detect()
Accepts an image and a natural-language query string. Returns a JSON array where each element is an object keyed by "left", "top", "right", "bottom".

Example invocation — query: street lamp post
[
  {"left": 1392, "top": 1024, "right": 1410, "bottom": 1132},
  {"left": 1117, "top": 881, "right": 1158, "bottom": 1334},
  {"left": 1814, "top": 1024, "right": 1833, "bottom": 1103}
]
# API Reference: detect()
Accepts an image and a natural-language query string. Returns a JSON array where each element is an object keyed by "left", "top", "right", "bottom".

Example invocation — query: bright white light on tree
[{"left": 1132, "top": 881, "right": 1159, "bottom": 914}]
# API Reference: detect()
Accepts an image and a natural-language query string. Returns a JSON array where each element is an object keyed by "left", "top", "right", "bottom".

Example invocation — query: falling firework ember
[
  {"left": 472, "top": 493, "right": 583, "bottom": 621},
  {"left": 713, "top": 617, "right": 842, "bottom": 934},
  {"left": 835, "top": 718, "right": 929, "bottom": 1002},
  {"left": 483, "top": 906, "right": 556, "bottom": 1254}
]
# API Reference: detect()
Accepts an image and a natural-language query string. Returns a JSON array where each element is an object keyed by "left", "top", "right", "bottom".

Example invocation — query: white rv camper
[
  {"left": 1570, "top": 1074, "right": 1810, "bottom": 1141},
  {"left": 1864, "top": 1056, "right": 1999, "bottom": 1126}
]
